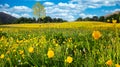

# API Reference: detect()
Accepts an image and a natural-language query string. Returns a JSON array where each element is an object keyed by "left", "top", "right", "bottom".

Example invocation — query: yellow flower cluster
[
  {"left": 106, "top": 59, "right": 112, "bottom": 66},
  {"left": 47, "top": 49, "right": 54, "bottom": 58},
  {"left": 112, "top": 20, "right": 117, "bottom": 24},
  {"left": 92, "top": 31, "right": 102, "bottom": 40},
  {"left": 19, "top": 50, "right": 24, "bottom": 55},
  {"left": 106, "top": 59, "right": 120, "bottom": 67},
  {"left": 65, "top": 56, "right": 73, "bottom": 63},
  {"left": 28, "top": 47, "right": 34, "bottom": 53},
  {"left": 0, "top": 54, "right": 5, "bottom": 59},
  {"left": 115, "top": 64, "right": 120, "bottom": 67}
]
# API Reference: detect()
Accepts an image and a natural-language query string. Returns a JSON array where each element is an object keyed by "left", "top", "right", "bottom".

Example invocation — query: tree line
[
  {"left": 76, "top": 12, "right": 120, "bottom": 23},
  {"left": 14, "top": 16, "right": 67, "bottom": 24}
]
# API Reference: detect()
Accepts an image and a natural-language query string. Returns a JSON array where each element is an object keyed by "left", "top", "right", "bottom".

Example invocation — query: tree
[
  {"left": 32, "top": 17, "right": 36, "bottom": 23},
  {"left": 84, "top": 17, "right": 91, "bottom": 21},
  {"left": 0, "top": 18, "right": 1, "bottom": 24},
  {"left": 92, "top": 16, "right": 98, "bottom": 21},
  {"left": 76, "top": 17, "right": 82, "bottom": 21},
  {"left": 43, "top": 16, "right": 52, "bottom": 23},
  {"left": 15, "top": 17, "right": 36, "bottom": 24},
  {"left": 99, "top": 16, "right": 105, "bottom": 22},
  {"left": 53, "top": 18, "right": 57, "bottom": 22},
  {"left": 105, "top": 13, "right": 120, "bottom": 23},
  {"left": 32, "top": 2, "right": 46, "bottom": 22}
]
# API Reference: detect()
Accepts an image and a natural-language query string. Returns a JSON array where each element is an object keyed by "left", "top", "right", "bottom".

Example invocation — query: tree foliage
[
  {"left": 15, "top": 17, "right": 36, "bottom": 23},
  {"left": 32, "top": 2, "right": 46, "bottom": 20},
  {"left": 14, "top": 16, "right": 66, "bottom": 24},
  {"left": 105, "top": 13, "right": 120, "bottom": 23},
  {"left": 99, "top": 16, "right": 105, "bottom": 22},
  {"left": 76, "top": 11, "right": 120, "bottom": 23}
]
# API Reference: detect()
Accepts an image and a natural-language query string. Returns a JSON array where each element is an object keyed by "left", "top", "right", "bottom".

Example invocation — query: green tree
[
  {"left": 43, "top": 16, "right": 52, "bottom": 23},
  {"left": 76, "top": 17, "right": 82, "bottom": 21},
  {"left": 99, "top": 16, "right": 105, "bottom": 22},
  {"left": 32, "top": 2, "right": 46, "bottom": 22},
  {"left": 92, "top": 16, "right": 98, "bottom": 21}
]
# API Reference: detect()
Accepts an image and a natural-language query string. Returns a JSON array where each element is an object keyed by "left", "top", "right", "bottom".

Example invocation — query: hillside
[
  {"left": 0, "top": 12, "right": 17, "bottom": 24},
  {"left": 105, "top": 11, "right": 120, "bottom": 17}
]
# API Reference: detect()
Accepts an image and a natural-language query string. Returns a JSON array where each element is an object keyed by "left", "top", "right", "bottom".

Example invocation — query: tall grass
[{"left": 0, "top": 21, "right": 120, "bottom": 67}]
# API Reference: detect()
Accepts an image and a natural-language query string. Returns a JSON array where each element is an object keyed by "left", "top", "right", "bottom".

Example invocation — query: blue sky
[{"left": 0, "top": 0, "right": 120, "bottom": 21}]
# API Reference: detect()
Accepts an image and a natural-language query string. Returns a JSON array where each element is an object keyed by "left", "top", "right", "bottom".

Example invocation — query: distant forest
[
  {"left": 76, "top": 11, "right": 120, "bottom": 23},
  {"left": 0, "top": 11, "right": 120, "bottom": 24}
]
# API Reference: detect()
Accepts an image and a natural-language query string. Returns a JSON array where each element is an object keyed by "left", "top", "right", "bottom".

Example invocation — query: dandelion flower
[
  {"left": 65, "top": 56, "right": 73, "bottom": 63},
  {"left": 115, "top": 64, "right": 120, "bottom": 67},
  {"left": 92, "top": 31, "right": 102, "bottom": 40},
  {"left": 19, "top": 50, "right": 24, "bottom": 54},
  {"left": 47, "top": 49, "right": 54, "bottom": 58},
  {"left": 7, "top": 58, "right": 10, "bottom": 61},
  {"left": 107, "top": 19, "right": 110, "bottom": 23},
  {"left": 106, "top": 59, "right": 112, "bottom": 66},
  {"left": 112, "top": 20, "right": 117, "bottom": 24},
  {"left": 0, "top": 54, "right": 5, "bottom": 59},
  {"left": 28, "top": 47, "right": 34, "bottom": 53}
]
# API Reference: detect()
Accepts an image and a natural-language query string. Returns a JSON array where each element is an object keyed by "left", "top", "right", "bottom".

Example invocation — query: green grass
[{"left": 0, "top": 22, "right": 120, "bottom": 67}]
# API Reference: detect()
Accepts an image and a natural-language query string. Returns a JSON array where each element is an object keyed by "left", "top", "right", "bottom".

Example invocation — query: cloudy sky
[{"left": 0, "top": 0, "right": 120, "bottom": 21}]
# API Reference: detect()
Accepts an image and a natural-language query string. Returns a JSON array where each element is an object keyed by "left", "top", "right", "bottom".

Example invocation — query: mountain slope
[
  {"left": 105, "top": 11, "right": 120, "bottom": 17},
  {"left": 0, "top": 12, "right": 17, "bottom": 24}
]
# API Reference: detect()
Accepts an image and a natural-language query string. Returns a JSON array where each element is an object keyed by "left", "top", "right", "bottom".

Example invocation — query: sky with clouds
[{"left": 0, "top": 0, "right": 120, "bottom": 21}]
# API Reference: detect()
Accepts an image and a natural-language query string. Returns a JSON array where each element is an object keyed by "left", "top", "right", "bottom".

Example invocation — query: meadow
[{"left": 0, "top": 21, "right": 120, "bottom": 67}]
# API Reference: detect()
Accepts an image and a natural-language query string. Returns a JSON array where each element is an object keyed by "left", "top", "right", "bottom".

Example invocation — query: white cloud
[
  {"left": 58, "top": 2, "right": 77, "bottom": 8},
  {"left": 58, "top": 2, "right": 68, "bottom": 7},
  {"left": 1, "top": 0, "right": 119, "bottom": 21},
  {"left": 2, "top": 11, "right": 21, "bottom": 18},
  {"left": 49, "top": 13, "right": 75, "bottom": 21},
  {"left": 102, "top": 9, "right": 120, "bottom": 13},
  {"left": 0, "top": 4, "right": 32, "bottom": 18},
  {"left": 44, "top": 0, "right": 120, "bottom": 21},
  {"left": 3, "top": 11, "right": 31, "bottom": 18},
  {"left": 12, "top": 13, "right": 21, "bottom": 18},
  {"left": 26, "top": 0, "right": 46, "bottom": 1},
  {"left": 0, "top": 4, "right": 32, "bottom": 13},
  {"left": 4, "top": 4, "right": 10, "bottom": 8},
  {"left": 35, "top": 0, "right": 46, "bottom": 1},
  {"left": 45, "top": 2, "right": 84, "bottom": 21},
  {"left": 0, "top": 5, "right": 3, "bottom": 7},
  {"left": 44, "top": 2, "right": 54, "bottom": 6},
  {"left": 21, "top": 14, "right": 31, "bottom": 17},
  {"left": 79, "top": 13, "right": 96, "bottom": 18},
  {"left": 0, "top": 3, "right": 9, "bottom": 8},
  {"left": 114, "top": 9, "right": 120, "bottom": 12},
  {"left": 70, "top": 0, "right": 118, "bottom": 8},
  {"left": 11, "top": 6, "right": 32, "bottom": 13}
]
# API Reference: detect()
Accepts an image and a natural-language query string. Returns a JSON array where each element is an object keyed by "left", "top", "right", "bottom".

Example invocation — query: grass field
[{"left": 0, "top": 21, "right": 120, "bottom": 67}]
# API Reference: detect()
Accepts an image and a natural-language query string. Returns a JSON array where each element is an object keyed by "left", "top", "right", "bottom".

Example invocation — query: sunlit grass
[
  {"left": 1, "top": 21, "right": 119, "bottom": 29},
  {"left": 0, "top": 21, "right": 120, "bottom": 67}
]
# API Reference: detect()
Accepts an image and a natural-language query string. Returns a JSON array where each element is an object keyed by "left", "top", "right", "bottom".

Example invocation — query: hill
[
  {"left": 105, "top": 11, "right": 120, "bottom": 17},
  {"left": 0, "top": 12, "right": 17, "bottom": 24}
]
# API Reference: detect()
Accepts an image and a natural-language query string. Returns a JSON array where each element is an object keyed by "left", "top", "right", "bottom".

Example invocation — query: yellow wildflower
[
  {"left": 107, "top": 19, "right": 110, "bottom": 23},
  {"left": 0, "top": 54, "right": 5, "bottom": 59},
  {"left": 115, "top": 64, "right": 120, "bottom": 67},
  {"left": 65, "top": 56, "right": 73, "bottom": 63},
  {"left": 7, "top": 58, "right": 10, "bottom": 61},
  {"left": 13, "top": 49, "right": 16, "bottom": 52},
  {"left": 112, "top": 20, "right": 117, "bottom": 24},
  {"left": 92, "top": 31, "right": 102, "bottom": 40},
  {"left": 106, "top": 59, "right": 112, "bottom": 66},
  {"left": 19, "top": 50, "right": 24, "bottom": 54},
  {"left": 6, "top": 51, "right": 10, "bottom": 54},
  {"left": 55, "top": 43, "right": 59, "bottom": 47},
  {"left": 28, "top": 47, "right": 34, "bottom": 53},
  {"left": 47, "top": 49, "right": 54, "bottom": 58},
  {"left": 0, "top": 28, "right": 2, "bottom": 31}
]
